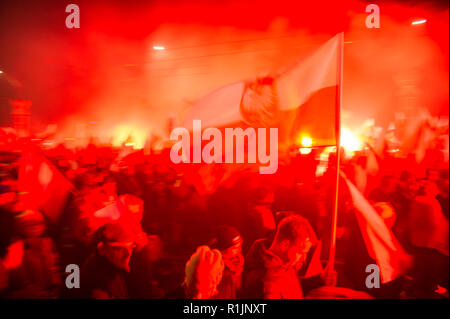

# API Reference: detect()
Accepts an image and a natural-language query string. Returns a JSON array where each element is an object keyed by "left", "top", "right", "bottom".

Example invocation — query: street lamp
[{"left": 411, "top": 19, "right": 427, "bottom": 25}]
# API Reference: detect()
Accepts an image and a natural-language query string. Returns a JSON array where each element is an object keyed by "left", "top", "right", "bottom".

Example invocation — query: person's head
[
  {"left": 381, "top": 175, "right": 397, "bottom": 193},
  {"left": 356, "top": 155, "right": 367, "bottom": 167},
  {"left": 427, "top": 168, "right": 440, "bottom": 182},
  {"left": 269, "top": 215, "right": 317, "bottom": 267},
  {"left": 103, "top": 178, "right": 117, "bottom": 198},
  {"left": 252, "top": 187, "right": 274, "bottom": 208},
  {"left": 0, "top": 208, "right": 15, "bottom": 258},
  {"left": 120, "top": 194, "right": 144, "bottom": 223},
  {"left": 418, "top": 180, "right": 440, "bottom": 198},
  {"left": 96, "top": 222, "right": 136, "bottom": 272},
  {"left": 0, "top": 184, "right": 16, "bottom": 207},
  {"left": 374, "top": 202, "right": 396, "bottom": 229},
  {"left": 399, "top": 170, "right": 413, "bottom": 183},
  {"left": 15, "top": 209, "right": 46, "bottom": 238},
  {"left": 184, "top": 245, "right": 224, "bottom": 299},
  {"left": 209, "top": 226, "right": 244, "bottom": 274}
]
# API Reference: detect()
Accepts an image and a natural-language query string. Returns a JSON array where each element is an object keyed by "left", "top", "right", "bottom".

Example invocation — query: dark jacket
[
  {"left": 1, "top": 237, "right": 61, "bottom": 298},
  {"left": 214, "top": 267, "right": 241, "bottom": 299},
  {"left": 79, "top": 253, "right": 129, "bottom": 298}
]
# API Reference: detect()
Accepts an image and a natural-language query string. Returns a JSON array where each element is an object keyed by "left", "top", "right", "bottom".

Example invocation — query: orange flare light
[
  {"left": 340, "top": 127, "right": 363, "bottom": 152},
  {"left": 301, "top": 136, "right": 313, "bottom": 147},
  {"left": 112, "top": 125, "right": 146, "bottom": 149}
]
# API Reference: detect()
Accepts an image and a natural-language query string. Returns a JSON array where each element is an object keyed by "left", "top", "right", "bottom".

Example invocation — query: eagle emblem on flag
[{"left": 239, "top": 76, "right": 280, "bottom": 128}]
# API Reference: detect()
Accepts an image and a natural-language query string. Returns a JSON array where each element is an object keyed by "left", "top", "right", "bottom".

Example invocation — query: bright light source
[
  {"left": 153, "top": 46, "right": 165, "bottom": 50},
  {"left": 0, "top": 70, "right": 3, "bottom": 74},
  {"left": 299, "top": 148, "right": 312, "bottom": 155},
  {"left": 412, "top": 19, "right": 427, "bottom": 25},
  {"left": 340, "top": 128, "right": 363, "bottom": 152},
  {"left": 112, "top": 125, "right": 146, "bottom": 150},
  {"left": 301, "top": 136, "right": 313, "bottom": 147}
]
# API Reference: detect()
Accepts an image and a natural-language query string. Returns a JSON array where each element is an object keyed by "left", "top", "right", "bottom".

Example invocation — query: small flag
[
  {"left": 304, "top": 240, "right": 324, "bottom": 278},
  {"left": 343, "top": 175, "right": 413, "bottom": 283},
  {"left": 18, "top": 151, "right": 74, "bottom": 223}
]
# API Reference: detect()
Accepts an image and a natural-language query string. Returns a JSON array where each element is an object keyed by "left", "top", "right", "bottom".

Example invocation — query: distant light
[
  {"left": 412, "top": 19, "right": 427, "bottom": 25},
  {"left": 299, "top": 148, "right": 312, "bottom": 155},
  {"left": 153, "top": 46, "right": 165, "bottom": 50},
  {"left": 0, "top": 70, "right": 3, "bottom": 74},
  {"left": 112, "top": 125, "right": 145, "bottom": 149},
  {"left": 301, "top": 136, "right": 313, "bottom": 148},
  {"left": 340, "top": 128, "right": 363, "bottom": 152}
]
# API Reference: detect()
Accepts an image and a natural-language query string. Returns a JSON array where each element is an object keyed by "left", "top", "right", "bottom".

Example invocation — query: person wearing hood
[
  {"left": 79, "top": 222, "right": 136, "bottom": 298},
  {"left": 1, "top": 209, "right": 62, "bottom": 298},
  {"left": 408, "top": 180, "right": 449, "bottom": 297}
]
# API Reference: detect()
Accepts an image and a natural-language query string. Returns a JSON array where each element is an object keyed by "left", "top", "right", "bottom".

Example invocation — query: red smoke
[{"left": 0, "top": 0, "right": 447, "bottom": 139}]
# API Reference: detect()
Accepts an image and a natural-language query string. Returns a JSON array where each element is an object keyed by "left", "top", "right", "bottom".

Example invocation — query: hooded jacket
[
  {"left": 241, "top": 239, "right": 303, "bottom": 299},
  {"left": 409, "top": 195, "right": 449, "bottom": 256}
]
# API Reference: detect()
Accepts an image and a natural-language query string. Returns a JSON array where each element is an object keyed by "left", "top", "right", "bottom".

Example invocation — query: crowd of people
[{"left": 0, "top": 138, "right": 448, "bottom": 299}]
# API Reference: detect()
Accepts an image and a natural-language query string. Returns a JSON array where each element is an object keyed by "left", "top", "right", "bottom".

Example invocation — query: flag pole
[{"left": 328, "top": 32, "right": 344, "bottom": 275}]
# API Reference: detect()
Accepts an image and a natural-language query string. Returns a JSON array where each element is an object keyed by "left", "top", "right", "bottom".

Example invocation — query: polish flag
[
  {"left": 343, "top": 174, "right": 413, "bottom": 283},
  {"left": 18, "top": 151, "right": 74, "bottom": 224},
  {"left": 304, "top": 240, "right": 324, "bottom": 278},
  {"left": 184, "top": 33, "right": 343, "bottom": 147},
  {"left": 276, "top": 32, "right": 342, "bottom": 147},
  {"left": 181, "top": 34, "right": 343, "bottom": 194}
]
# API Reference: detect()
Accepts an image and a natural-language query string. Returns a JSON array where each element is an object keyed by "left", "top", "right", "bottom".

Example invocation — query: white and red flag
[
  {"left": 184, "top": 33, "right": 343, "bottom": 147},
  {"left": 18, "top": 151, "right": 74, "bottom": 223},
  {"left": 343, "top": 174, "right": 413, "bottom": 284},
  {"left": 181, "top": 34, "right": 344, "bottom": 193}
]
